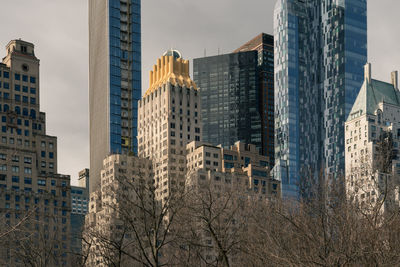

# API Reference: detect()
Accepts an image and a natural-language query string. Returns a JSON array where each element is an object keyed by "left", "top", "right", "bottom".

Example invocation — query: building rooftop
[{"left": 348, "top": 79, "right": 400, "bottom": 121}]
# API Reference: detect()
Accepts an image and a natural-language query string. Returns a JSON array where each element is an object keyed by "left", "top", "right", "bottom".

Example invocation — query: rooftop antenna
[{"left": 204, "top": 48, "right": 206, "bottom": 57}]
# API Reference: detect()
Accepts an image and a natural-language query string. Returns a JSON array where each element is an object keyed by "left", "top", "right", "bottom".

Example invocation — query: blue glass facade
[
  {"left": 274, "top": 0, "right": 367, "bottom": 198},
  {"left": 89, "top": 0, "right": 141, "bottom": 192},
  {"left": 108, "top": 0, "right": 141, "bottom": 155}
]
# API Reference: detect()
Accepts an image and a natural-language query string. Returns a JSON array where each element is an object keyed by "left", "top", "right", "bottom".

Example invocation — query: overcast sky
[{"left": 0, "top": 0, "right": 398, "bottom": 185}]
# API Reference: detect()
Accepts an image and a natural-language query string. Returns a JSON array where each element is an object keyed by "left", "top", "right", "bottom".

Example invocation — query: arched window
[
  {"left": 23, "top": 108, "right": 28, "bottom": 116},
  {"left": 15, "top": 106, "right": 21, "bottom": 115},
  {"left": 4, "top": 105, "right": 9, "bottom": 112},
  {"left": 30, "top": 109, "right": 36, "bottom": 119}
]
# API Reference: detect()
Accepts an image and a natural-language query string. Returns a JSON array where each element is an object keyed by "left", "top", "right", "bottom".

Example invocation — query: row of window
[
  {"left": 0, "top": 71, "right": 36, "bottom": 83},
  {"left": 0, "top": 82, "right": 36, "bottom": 94},
  {"left": 0, "top": 136, "right": 49, "bottom": 149},
  {"left": 0, "top": 165, "right": 32, "bottom": 173},
  {"left": 13, "top": 73, "right": 36, "bottom": 83},
  {"left": 0, "top": 92, "right": 36, "bottom": 104},
  {"left": 0, "top": 184, "right": 68, "bottom": 197}
]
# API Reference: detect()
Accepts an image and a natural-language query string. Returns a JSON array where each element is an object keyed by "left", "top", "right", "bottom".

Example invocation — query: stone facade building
[
  {"left": 345, "top": 63, "right": 400, "bottom": 212},
  {"left": 85, "top": 154, "right": 153, "bottom": 266},
  {"left": 186, "top": 141, "right": 280, "bottom": 199},
  {"left": 0, "top": 39, "right": 71, "bottom": 266},
  {"left": 138, "top": 50, "right": 201, "bottom": 201}
]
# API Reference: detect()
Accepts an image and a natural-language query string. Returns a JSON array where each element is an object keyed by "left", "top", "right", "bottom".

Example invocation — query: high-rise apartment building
[
  {"left": 193, "top": 51, "right": 263, "bottom": 155},
  {"left": 138, "top": 50, "right": 201, "bottom": 201},
  {"left": 89, "top": 0, "right": 141, "bottom": 193},
  {"left": 70, "top": 182, "right": 88, "bottom": 258},
  {"left": 345, "top": 64, "right": 400, "bottom": 213},
  {"left": 273, "top": 0, "right": 367, "bottom": 198},
  {"left": 0, "top": 40, "right": 71, "bottom": 266},
  {"left": 234, "top": 33, "right": 275, "bottom": 165},
  {"left": 85, "top": 154, "right": 153, "bottom": 266}
]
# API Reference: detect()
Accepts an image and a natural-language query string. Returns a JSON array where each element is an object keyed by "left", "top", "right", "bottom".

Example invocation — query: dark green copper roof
[{"left": 347, "top": 79, "right": 400, "bottom": 121}]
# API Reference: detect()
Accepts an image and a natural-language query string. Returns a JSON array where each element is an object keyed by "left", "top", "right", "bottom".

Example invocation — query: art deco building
[
  {"left": 234, "top": 33, "right": 275, "bottom": 166},
  {"left": 138, "top": 50, "right": 201, "bottom": 201},
  {"left": 89, "top": 0, "right": 141, "bottom": 193},
  {"left": 273, "top": 0, "right": 368, "bottom": 198},
  {"left": 345, "top": 64, "right": 400, "bottom": 212},
  {"left": 0, "top": 40, "right": 71, "bottom": 266}
]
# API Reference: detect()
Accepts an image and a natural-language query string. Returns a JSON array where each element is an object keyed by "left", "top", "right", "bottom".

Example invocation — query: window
[
  {"left": 24, "top": 167, "right": 32, "bottom": 174},
  {"left": 38, "top": 179, "right": 46, "bottom": 186},
  {"left": 49, "top": 152, "right": 54, "bottom": 159},
  {"left": 224, "top": 162, "right": 234, "bottom": 169},
  {"left": 15, "top": 74, "right": 20, "bottom": 80},
  {"left": 3, "top": 71, "right": 9, "bottom": 78},
  {"left": 15, "top": 84, "right": 20, "bottom": 91},
  {"left": 12, "top": 176, "right": 19, "bottom": 183},
  {"left": 30, "top": 88, "right": 36, "bottom": 94},
  {"left": 30, "top": 77, "right": 36, "bottom": 83},
  {"left": 0, "top": 154, "right": 6, "bottom": 160},
  {"left": 24, "top": 177, "right": 32, "bottom": 184},
  {"left": 22, "top": 86, "right": 28, "bottom": 93},
  {"left": 41, "top": 151, "right": 45, "bottom": 157},
  {"left": 24, "top": 157, "right": 32, "bottom": 164},
  {"left": 22, "top": 75, "right": 28, "bottom": 82},
  {"left": 23, "top": 96, "right": 28, "bottom": 103},
  {"left": 12, "top": 166, "right": 19, "bottom": 173}
]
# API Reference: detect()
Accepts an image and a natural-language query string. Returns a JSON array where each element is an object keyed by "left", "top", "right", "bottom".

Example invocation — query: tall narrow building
[
  {"left": 0, "top": 40, "right": 71, "bottom": 266},
  {"left": 234, "top": 33, "right": 275, "bottom": 165},
  {"left": 89, "top": 0, "right": 141, "bottom": 192},
  {"left": 138, "top": 50, "right": 201, "bottom": 201},
  {"left": 273, "top": 0, "right": 367, "bottom": 198}
]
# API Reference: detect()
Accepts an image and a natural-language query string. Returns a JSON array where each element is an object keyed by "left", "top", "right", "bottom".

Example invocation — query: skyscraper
[
  {"left": 0, "top": 39, "right": 71, "bottom": 266},
  {"left": 234, "top": 33, "right": 275, "bottom": 165},
  {"left": 273, "top": 0, "right": 367, "bottom": 198},
  {"left": 89, "top": 0, "right": 141, "bottom": 192},
  {"left": 193, "top": 51, "right": 263, "bottom": 155},
  {"left": 138, "top": 50, "right": 201, "bottom": 201}
]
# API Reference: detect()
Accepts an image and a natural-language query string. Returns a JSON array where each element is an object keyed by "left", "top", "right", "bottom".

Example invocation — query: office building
[
  {"left": 193, "top": 51, "right": 263, "bottom": 156},
  {"left": 0, "top": 40, "right": 71, "bottom": 266},
  {"left": 138, "top": 50, "right": 201, "bottom": 201},
  {"left": 273, "top": 0, "right": 367, "bottom": 197},
  {"left": 345, "top": 64, "right": 400, "bottom": 212},
  {"left": 70, "top": 182, "right": 88, "bottom": 258},
  {"left": 234, "top": 33, "right": 275, "bottom": 165},
  {"left": 89, "top": 0, "right": 141, "bottom": 193}
]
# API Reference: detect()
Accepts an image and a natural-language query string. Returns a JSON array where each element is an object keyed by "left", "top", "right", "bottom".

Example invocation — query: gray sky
[{"left": 0, "top": 0, "right": 398, "bottom": 185}]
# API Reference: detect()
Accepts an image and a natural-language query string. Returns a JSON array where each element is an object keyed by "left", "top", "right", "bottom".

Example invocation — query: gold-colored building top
[{"left": 144, "top": 50, "right": 198, "bottom": 97}]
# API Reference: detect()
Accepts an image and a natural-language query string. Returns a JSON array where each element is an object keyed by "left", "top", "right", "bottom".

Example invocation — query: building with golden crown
[{"left": 138, "top": 50, "right": 201, "bottom": 201}]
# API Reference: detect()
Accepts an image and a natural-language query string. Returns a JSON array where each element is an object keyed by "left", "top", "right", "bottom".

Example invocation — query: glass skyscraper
[
  {"left": 235, "top": 33, "right": 275, "bottom": 166},
  {"left": 273, "top": 0, "right": 367, "bottom": 198},
  {"left": 89, "top": 0, "right": 141, "bottom": 192},
  {"left": 194, "top": 52, "right": 262, "bottom": 153}
]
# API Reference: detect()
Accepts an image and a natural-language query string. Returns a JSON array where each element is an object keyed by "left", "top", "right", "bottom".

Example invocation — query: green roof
[{"left": 347, "top": 79, "right": 400, "bottom": 121}]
